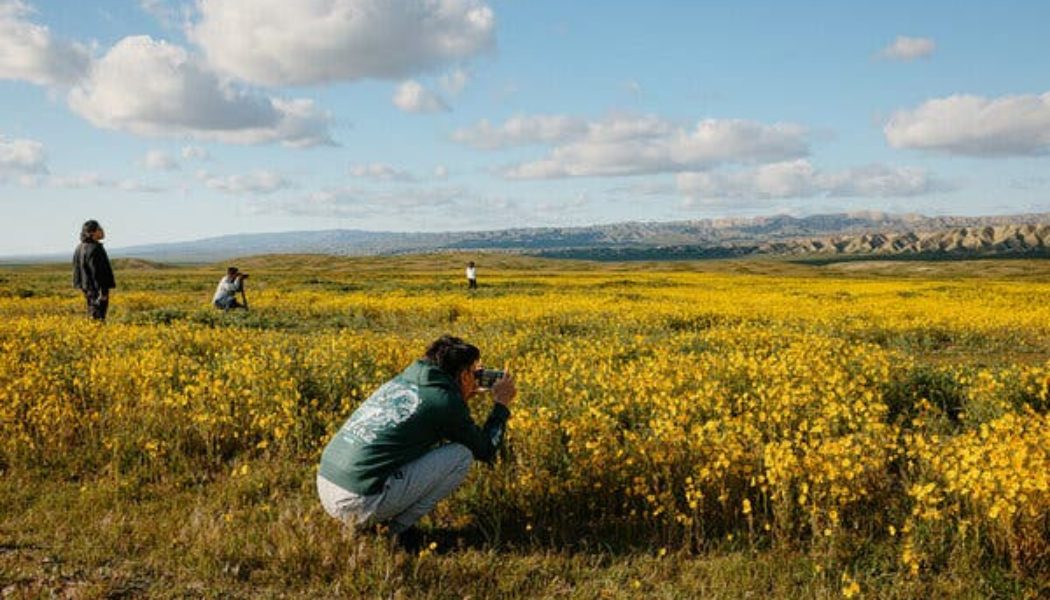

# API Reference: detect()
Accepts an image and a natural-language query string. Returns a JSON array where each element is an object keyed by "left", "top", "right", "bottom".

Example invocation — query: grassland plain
[{"left": 0, "top": 254, "right": 1048, "bottom": 598}]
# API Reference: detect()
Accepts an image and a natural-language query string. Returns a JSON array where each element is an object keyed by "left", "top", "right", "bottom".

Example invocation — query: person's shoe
[{"left": 391, "top": 526, "right": 426, "bottom": 553}]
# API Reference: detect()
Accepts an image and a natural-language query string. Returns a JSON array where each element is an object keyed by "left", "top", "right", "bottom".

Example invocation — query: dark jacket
[
  {"left": 319, "top": 359, "right": 511, "bottom": 495},
  {"left": 72, "top": 240, "right": 116, "bottom": 293}
]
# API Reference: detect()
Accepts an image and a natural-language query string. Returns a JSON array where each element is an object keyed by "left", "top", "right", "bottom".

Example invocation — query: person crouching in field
[
  {"left": 72, "top": 220, "right": 115, "bottom": 321},
  {"left": 212, "top": 266, "right": 248, "bottom": 310},
  {"left": 317, "top": 335, "right": 515, "bottom": 549}
]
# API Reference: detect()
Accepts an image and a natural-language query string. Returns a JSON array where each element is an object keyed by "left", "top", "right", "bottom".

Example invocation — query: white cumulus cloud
[
  {"left": 470, "top": 115, "right": 810, "bottom": 179},
  {"left": 188, "top": 0, "right": 495, "bottom": 86},
  {"left": 275, "top": 185, "right": 463, "bottom": 218},
  {"left": 451, "top": 115, "right": 590, "bottom": 149},
  {"left": 393, "top": 80, "right": 449, "bottom": 113},
  {"left": 181, "top": 145, "right": 210, "bottom": 161},
  {"left": 203, "top": 170, "right": 291, "bottom": 195},
  {"left": 0, "top": 0, "right": 91, "bottom": 86},
  {"left": 67, "top": 36, "right": 333, "bottom": 147},
  {"left": 138, "top": 0, "right": 186, "bottom": 29},
  {"left": 349, "top": 163, "right": 417, "bottom": 182},
  {"left": 116, "top": 179, "right": 163, "bottom": 193},
  {"left": 348, "top": 162, "right": 452, "bottom": 182},
  {"left": 676, "top": 160, "right": 941, "bottom": 201},
  {"left": 141, "top": 149, "right": 178, "bottom": 171},
  {"left": 885, "top": 92, "right": 1050, "bottom": 156},
  {"left": 878, "top": 36, "right": 936, "bottom": 61},
  {"left": 256, "top": 184, "right": 525, "bottom": 229},
  {"left": 49, "top": 171, "right": 163, "bottom": 193},
  {"left": 49, "top": 172, "right": 106, "bottom": 189},
  {"left": 0, "top": 134, "right": 47, "bottom": 178},
  {"left": 440, "top": 67, "right": 471, "bottom": 96}
]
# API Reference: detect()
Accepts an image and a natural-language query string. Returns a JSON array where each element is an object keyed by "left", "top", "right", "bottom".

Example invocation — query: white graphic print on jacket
[{"left": 339, "top": 379, "right": 422, "bottom": 445}]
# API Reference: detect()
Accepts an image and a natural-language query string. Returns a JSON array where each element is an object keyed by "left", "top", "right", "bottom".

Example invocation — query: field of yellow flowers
[{"left": 1, "top": 255, "right": 1047, "bottom": 597}]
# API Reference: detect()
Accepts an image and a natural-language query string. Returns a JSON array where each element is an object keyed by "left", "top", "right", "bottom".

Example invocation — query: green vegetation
[{"left": 1, "top": 254, "right": 1048, "bottom": 598}]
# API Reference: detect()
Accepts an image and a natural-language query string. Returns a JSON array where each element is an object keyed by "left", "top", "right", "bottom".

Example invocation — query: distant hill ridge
[
  {"left": 760, "top": 223, "right": 1050, "bottom": 255},
  {"left": 78, "top": 211, "right": 1050, "bottom": 262}
]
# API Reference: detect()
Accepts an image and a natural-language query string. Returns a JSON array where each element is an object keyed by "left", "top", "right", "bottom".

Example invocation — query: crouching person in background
[
  {"left": 212, "top": 266, "right": 248, "bottom": 310},
  {"left": 317, "top": 335, "right": 515, "bottom": 550}
]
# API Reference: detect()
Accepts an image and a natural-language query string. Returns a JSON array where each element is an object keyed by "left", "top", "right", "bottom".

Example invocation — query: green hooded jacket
[{"left": 319, "top": 359, "right": 511, "bottom": 495}]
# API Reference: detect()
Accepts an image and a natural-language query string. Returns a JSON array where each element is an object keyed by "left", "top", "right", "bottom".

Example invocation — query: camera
[{"left": 474, "top": 368, "right": 504, "bottom": 388}]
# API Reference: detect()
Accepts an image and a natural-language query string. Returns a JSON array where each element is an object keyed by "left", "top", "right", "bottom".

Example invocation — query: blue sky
[{"left": 2, "top": 0, "right": 1049, "bottom": 255}]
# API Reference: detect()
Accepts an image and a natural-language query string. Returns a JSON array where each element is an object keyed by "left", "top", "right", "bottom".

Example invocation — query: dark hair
[
  {"left": 80, "top": 220, "right": 101, "bottom": 243},
  {"left": 227, "top": 266, "right": 239, "bottom": 276},
  {"left": 424, "top": 335, "right": 480, "bottom": 379}
]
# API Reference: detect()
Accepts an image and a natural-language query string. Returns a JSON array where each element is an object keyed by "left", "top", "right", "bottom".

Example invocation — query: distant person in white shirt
[
  {"left": 466, "top": 261, "right": 477, "bottom": 290},
  {"left": 213, "top": 266, "right": 248, "bottom": 310}
]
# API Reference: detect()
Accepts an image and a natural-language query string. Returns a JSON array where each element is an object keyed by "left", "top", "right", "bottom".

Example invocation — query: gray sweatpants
[{"left": 317, "top": 443, "right": 473, "bottom": 534}]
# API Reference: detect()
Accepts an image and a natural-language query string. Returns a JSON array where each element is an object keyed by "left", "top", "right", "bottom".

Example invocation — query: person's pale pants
[{"left": 317, "top": 443, "right": 473, "bottom": 534}]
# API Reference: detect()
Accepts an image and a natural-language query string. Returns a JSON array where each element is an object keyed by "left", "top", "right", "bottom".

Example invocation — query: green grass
[{"left": 1, "top": 466, "right": 1029, "bottom": 599}]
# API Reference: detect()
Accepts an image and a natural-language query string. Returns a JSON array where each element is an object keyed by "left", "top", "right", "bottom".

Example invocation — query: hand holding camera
[
  {"left": 476, "top": 368, "right": 516, "bottom": 407},
  {"left": 474, "top": 368, "right": 503, "bottom": 389}
]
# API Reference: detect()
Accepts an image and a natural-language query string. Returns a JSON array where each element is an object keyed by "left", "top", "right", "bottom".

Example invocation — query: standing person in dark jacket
[
  {"left": 72, "top": 220, "right": 115, "bottom": 321},
  {"left": 317, "top": 335, "right": 515, "bottom": 547}
]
